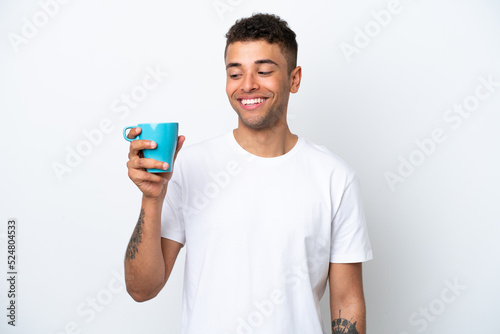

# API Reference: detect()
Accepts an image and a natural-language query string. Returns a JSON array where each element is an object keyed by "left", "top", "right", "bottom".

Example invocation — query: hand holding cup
[{"left": 124, "top": 123, "right": 184, "bottom": 199}]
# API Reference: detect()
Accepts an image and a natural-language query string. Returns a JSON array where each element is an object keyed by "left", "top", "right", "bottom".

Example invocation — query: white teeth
[{"left": 241, "top": 98, "right": 265, "bottom": 105}]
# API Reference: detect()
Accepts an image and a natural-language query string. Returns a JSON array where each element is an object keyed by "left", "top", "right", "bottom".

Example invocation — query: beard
[{"left": 233, "top": 101, "right": 286, "bottom": 130}]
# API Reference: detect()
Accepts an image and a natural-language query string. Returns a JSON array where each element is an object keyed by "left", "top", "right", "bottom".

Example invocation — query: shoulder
[{"left": 299, "top": 137, "right": 356, "bottom": 179}]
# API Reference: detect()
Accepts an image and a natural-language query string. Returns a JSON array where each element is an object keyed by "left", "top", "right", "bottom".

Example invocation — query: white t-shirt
[{"left": 161, "top": 131, "right": 372, "bottom": 334}]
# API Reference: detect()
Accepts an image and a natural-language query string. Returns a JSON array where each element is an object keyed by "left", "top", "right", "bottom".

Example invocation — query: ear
[{"left": 289, "top": 66, "right": 302, "bottom": 94}]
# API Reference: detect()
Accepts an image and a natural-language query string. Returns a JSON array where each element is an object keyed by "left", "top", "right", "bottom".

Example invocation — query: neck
[{"left": 233, "top": 121, "right": 298, "bottom": 158}]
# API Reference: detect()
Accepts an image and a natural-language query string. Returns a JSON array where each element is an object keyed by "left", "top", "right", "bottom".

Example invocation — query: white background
[{"left": 1, "top": 0, "right": 499, "bottom": 333}]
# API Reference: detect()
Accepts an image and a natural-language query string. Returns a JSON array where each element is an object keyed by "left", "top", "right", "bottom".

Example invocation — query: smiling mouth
[{"left": 239, "top": 97, "right": 268, "bottom": 106}]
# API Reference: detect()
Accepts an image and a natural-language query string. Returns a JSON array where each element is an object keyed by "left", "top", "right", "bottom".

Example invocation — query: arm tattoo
[
  {"left": 125, "top": 208, "right": 145, "bottom": 260},
  {"left": 332, "top": 309, "right": 359, "bottom": 334}
]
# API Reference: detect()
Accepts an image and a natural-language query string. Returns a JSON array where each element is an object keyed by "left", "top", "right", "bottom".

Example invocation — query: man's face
[{"left": 225, "top": 40, "right": 299, "bottom": 130}]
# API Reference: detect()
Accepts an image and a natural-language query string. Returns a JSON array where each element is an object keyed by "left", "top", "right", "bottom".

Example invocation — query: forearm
[
  {"left": 329, "top": 262, "right": 366, "bottom": 334},
  {"left": 124, "top": 192, "right": 166, "bottom": 301},
  {"left": 331, "top": 298, "right": 366, "bottom": 334}
]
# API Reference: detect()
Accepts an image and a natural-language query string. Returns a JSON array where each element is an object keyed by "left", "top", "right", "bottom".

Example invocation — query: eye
[
  {"left": 258, "top": 71, "right": 272, "bottom": 76},
  {"left": 229, "top": 73, "right": 241, "bottom": 79}
]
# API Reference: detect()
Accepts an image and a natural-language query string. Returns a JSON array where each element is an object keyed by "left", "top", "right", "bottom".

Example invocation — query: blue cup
[{"left": 123, "top": 122, "right": 179, "bottom": 173}]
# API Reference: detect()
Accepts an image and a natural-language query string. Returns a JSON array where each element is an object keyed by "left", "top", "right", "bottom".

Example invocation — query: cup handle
[{"left": 123, "top": 126, "right": 136, "bottom": 142}]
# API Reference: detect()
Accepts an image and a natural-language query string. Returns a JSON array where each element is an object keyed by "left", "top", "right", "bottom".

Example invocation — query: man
[{"left": 124, "top": 13, "right": 372, "bottom": 334}]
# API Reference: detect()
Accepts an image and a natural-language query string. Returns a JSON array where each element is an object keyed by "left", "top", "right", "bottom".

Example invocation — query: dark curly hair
[{"left": 225, "top": 13, "right": 298, "bottom": 75}]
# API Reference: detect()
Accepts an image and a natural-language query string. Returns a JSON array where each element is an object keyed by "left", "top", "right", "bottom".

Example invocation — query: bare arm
[
  {"left": 329, "top": 262, "right": 366, "bottom": 334},
  {"left": 124, "top": 127, "right": 185, "bottom": 302},
  {"left": 124, "top": 197, "right": 183, "bottom": 302}
]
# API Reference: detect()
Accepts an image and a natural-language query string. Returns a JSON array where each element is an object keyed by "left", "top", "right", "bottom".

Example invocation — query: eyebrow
[
  {"left": 255, "top": 59, "right": 279, "bottom": 67},
  {"left": 226, "top": 59, "right": 279, "bottom": 70}
]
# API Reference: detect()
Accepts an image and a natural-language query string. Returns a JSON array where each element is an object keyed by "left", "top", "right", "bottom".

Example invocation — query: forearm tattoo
[
  {"left": 125, "top": 208, "right": 145, "bottom": 260},
  {"left": 332, "top": 310, "right": 359, "bottom": 334}
]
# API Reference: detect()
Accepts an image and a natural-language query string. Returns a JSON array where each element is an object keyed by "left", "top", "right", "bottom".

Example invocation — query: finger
[
  {"left": 128, "top": 168, "right": 168, "bottom": 185},
  {"left": 126, "top": 127, "right": 142, "bottom": 139},
  {"left": 172, "top": 135, "right": 186, "bottom": 162},
  {"left": 129, "top": 139, "right": 157, "bottom": 157},
  {"left": 128, "top": 157, "right": 168, "bottom": 172}
]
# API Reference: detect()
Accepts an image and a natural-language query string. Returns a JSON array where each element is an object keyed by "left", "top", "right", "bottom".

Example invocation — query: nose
[{"left": 240, "top": 73, "right": 259, "bottom": 92}]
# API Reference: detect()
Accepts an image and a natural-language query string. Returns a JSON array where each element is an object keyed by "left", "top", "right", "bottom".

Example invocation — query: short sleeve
[
  {"left": 160, "top": 161, "right": 186, "bottom": 245},
  {"left": 330, "top": 174, "right": 373, "bottom": 263}
]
